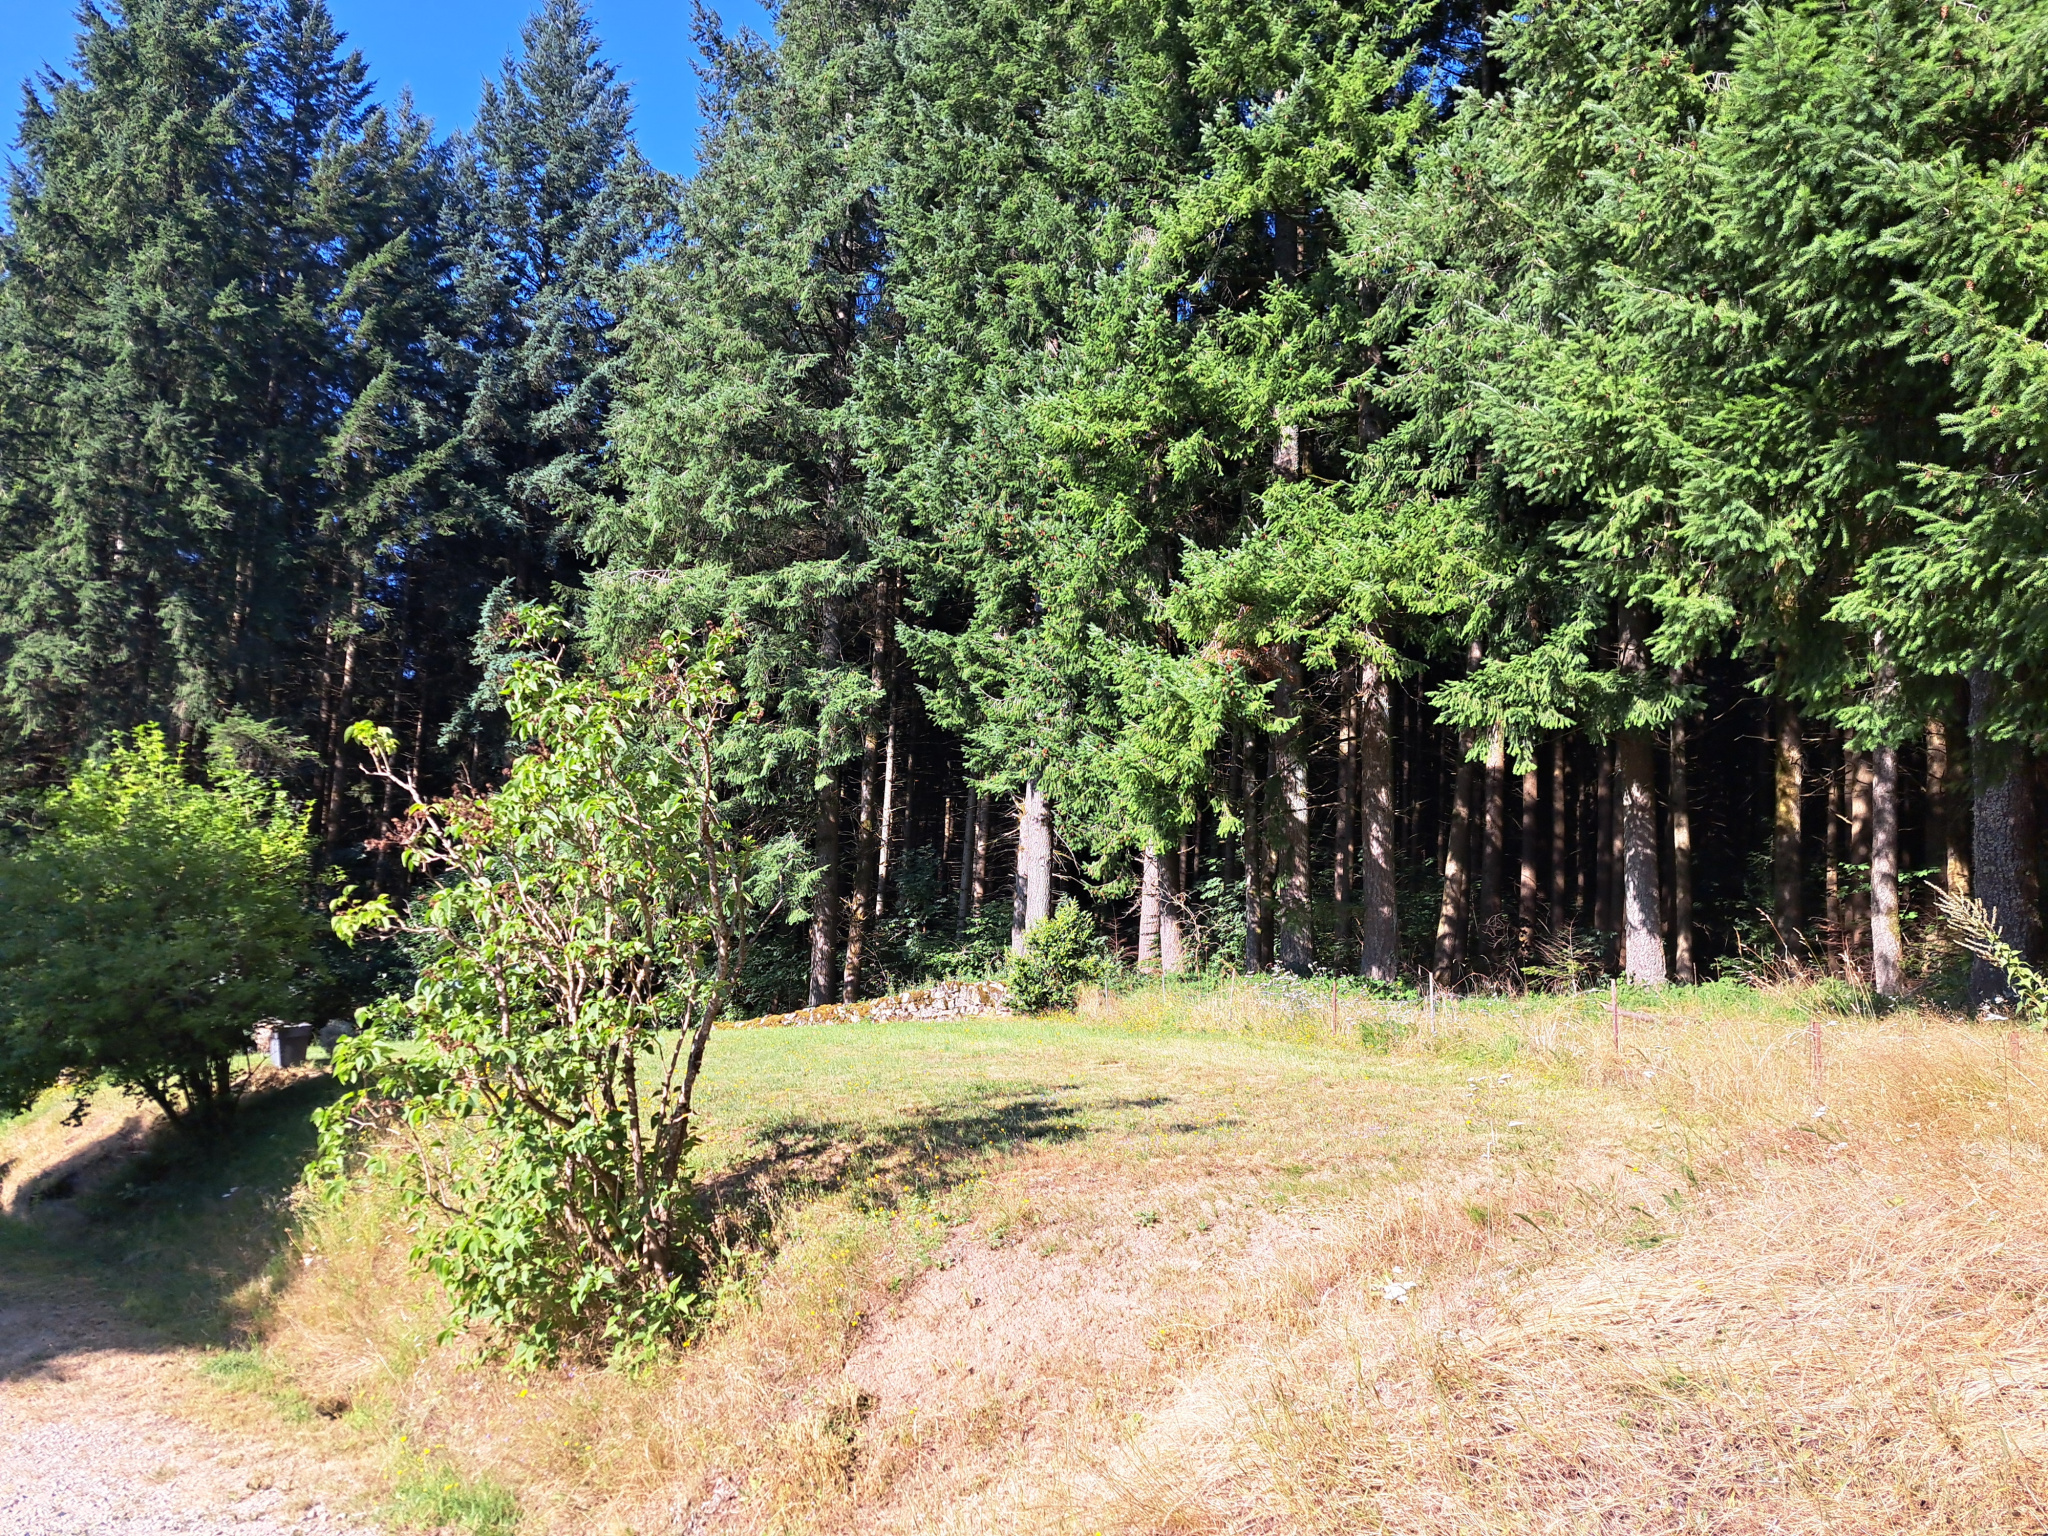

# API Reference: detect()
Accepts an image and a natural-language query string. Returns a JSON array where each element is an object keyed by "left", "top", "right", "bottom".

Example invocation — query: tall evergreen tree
[
  {"left": 0, "top": 0, "right": 463, "bottom": 813},
  {"left": 447, "top": 0, "right": 666, "bottom": 607}
]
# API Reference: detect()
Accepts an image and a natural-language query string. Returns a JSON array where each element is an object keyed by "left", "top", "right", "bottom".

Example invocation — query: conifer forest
[{"left": 7, "top": 0, "right": 2048, "bottom": 1016}]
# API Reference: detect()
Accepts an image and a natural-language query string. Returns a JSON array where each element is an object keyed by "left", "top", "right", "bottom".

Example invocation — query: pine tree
[
  {"left": 0, "top": 0, "right": 468, "bottom": 832},
  {"left": 448, "top": 0, "right": 666, "bottom": 604},
  {"left": 594, "top": 0, "right": 897, "bottom": 1005}
]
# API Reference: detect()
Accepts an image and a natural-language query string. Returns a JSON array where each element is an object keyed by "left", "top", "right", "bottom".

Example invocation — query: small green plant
[
  {"left": 322, "top": 612, "right": 748, "bottom": 1366},
  {"left": 0, "top": 725, "right": 320, "bottom": 1137},
  {"left": 1936, "top": 887, "right": 2048, "bottom": 1020},
  {"left": 1523, "top": 924, "right": 1603, "bottom": 995},
  {"left": 1008, "top": 899, "right": 1106, "bottom": 1014},
  {"left": 386, "top": 1445, "right": 520, "bottom": 1536},
  {"left": 198, "top": 1348, "right": 323, "bottom": 1423}
]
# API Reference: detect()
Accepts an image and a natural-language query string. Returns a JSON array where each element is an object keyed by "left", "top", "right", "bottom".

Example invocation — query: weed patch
[{"left": 385, "top": 1444, "right": 520, "bottom": 1535}]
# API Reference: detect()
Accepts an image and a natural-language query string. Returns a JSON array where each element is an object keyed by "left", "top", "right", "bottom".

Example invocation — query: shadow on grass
[
  {"left": 696, "top": 1086, "right": 1175, "bottom": 1256},
  {"left": 0, "top": 1071, "right": 342, "bottom": 1375}
]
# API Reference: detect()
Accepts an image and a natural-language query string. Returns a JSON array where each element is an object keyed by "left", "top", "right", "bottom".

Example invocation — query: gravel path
[{"left": 0, "top": 1283, "right": 378, "bottom": 1536}]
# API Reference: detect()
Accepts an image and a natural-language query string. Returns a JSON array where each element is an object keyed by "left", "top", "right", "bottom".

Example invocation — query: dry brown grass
[{"left": 261, "top": 989, "right": 2048, "bottom": 1534}]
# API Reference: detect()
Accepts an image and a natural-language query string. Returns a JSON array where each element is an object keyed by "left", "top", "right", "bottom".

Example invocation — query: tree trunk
[
  {"left": 1848, "top": 750, "right": 1873, "bottom": 968},
  {"left": 1617, "top": 605, "right": 1665, "bottom": 986},
  {"left": 1618, "top": 730, "right": 1666, "bottom": 985},
  {"left": 1825, "top": 748, "right": 1845, "bottom": 962},
  {"left": 1161, "top": 831, "right": 1189, "bottom": 974},
  {"left": 1871, "top": 744, "right": 1904, "bottom": 998},
  {"left": 1593, "top": 743, "right": 1616, "bottom": 947},
  {"left": 808, "top": 600, "right": 846, "bottom": 1006},
  {"left": 1478, "top": 723, "right": 1506, "bottom": 963},
  {"left": 1576, "top": 757, "right": 1596, "bottom": 926},
  {"left": 1434, "top": 732, "right": 1478, "bottom": 983},
  {"left": 1334, "top": 665, "right": 1357, "bottom": 952},
  {"left": 319, "top": 572, "right": 364, "bottom": 851},
  {"left": 1969, "top": 671, "right": 2038, "bottom": 1009},
  {"left": 1012, "top": 780, "right": 1054, "bottom": 956},
  {"left": 1240, "top": 727, "right": 1270, "bottom": 972},
  {"left": 1517, "top": 759, "right": 1540, "bottom": 952},
  {"left": 1273, "top": 645, "right": 1314, "bottom": 975},
  {"left": 972, "top": 792, "right": 990, "bottom": 912},
  {"left": 1551, "top": 738, "right": 1569, "bottom": 930},
  {"left": 1138, "top": 845, "right": 1162, "bottom": 972},
  {"left": 1773, "top": 694, "right": 1804, "bottom": 952},
  {"left": 1357, "top": 659, "right": 1398, "bottom": 981},
  {"left": 876, "top": 684, "right": 902, "bottom": 914},
  {"left": 1012, "top": 794, "right": 1028, "bottom": 955},
  {"left": 841, "top": 589, "right": 897, "bottom": 1002},
  {"left": 1670, "top": 718, "right": 1695, "bottom": 984},
  {"left": 954, "top": 788, "right": 979, "bottom": 940},
  {"left": 839, "top": 709, "right": 884, "bottom": 1002},
  {"left": 1927, "top": 714, "right": 1969, "bottom": 896}
]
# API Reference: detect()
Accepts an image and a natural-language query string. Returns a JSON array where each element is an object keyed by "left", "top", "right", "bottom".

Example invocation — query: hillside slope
[{"left": 258, "top": 985, "right": 2048, "bottom": 1534}]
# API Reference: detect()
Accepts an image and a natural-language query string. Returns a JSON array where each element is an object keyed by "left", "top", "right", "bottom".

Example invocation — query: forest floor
[{"left": 7, "top": 982, "right": 2048, "bottom": 1534}]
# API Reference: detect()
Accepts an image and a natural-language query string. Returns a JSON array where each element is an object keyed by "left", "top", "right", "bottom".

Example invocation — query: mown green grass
[{"left": 684, "top": 1013, "right": 1566, "bottom": 1235}]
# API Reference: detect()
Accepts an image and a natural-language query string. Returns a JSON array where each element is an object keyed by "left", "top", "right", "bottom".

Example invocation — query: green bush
[
  {"left": 1008, "top": 899, "right": 1105, "bottom": 1014},
  {"left": 0, "top": 726, "right": 319, "bottom": 1138},
  {"left": 322, "top": 612, "right": 748, "bottom": 1366}
]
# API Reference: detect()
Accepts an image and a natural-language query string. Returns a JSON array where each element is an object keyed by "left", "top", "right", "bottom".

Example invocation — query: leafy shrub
[
  {"left": 322, "top": 613, "right": 748, "bottom": 1365},
  {"left": 1008, "top": 899, "right": 1105, "bottom": 1014},
  {"left": 0, "top": 726, "right": 319, "bottom": 1138}
]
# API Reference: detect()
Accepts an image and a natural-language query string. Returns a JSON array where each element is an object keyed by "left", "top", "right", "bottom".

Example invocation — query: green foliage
[
  {"left": 385, "top": 1451, "right": 520, "bottom": 1536},
  {"left": 0, "top": 726, "right": 319, "bottom": 1137},
  {"left": 1937, "top": 889, "right": 2048, "bottom": 1023},
  {"left": 320, "top": 611, "right": 747, "bottom": 1365},
  {"left": 1008, "top": 900, "right": 1106, "bottom": 1015}
]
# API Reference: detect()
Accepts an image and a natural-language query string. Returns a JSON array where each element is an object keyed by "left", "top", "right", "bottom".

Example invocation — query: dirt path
[{"left": 0, "top": 1272, "right": 377, "bottom": 1536}]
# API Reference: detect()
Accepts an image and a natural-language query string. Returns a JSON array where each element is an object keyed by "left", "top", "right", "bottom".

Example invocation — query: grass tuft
[{"left": 385, "top": 1445, "right": 521, "bottom": 1534}]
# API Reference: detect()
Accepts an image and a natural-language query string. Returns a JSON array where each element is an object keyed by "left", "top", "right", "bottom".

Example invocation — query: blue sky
[{"left": 3, "top": 0, "right": 776, "bottom": 175}]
